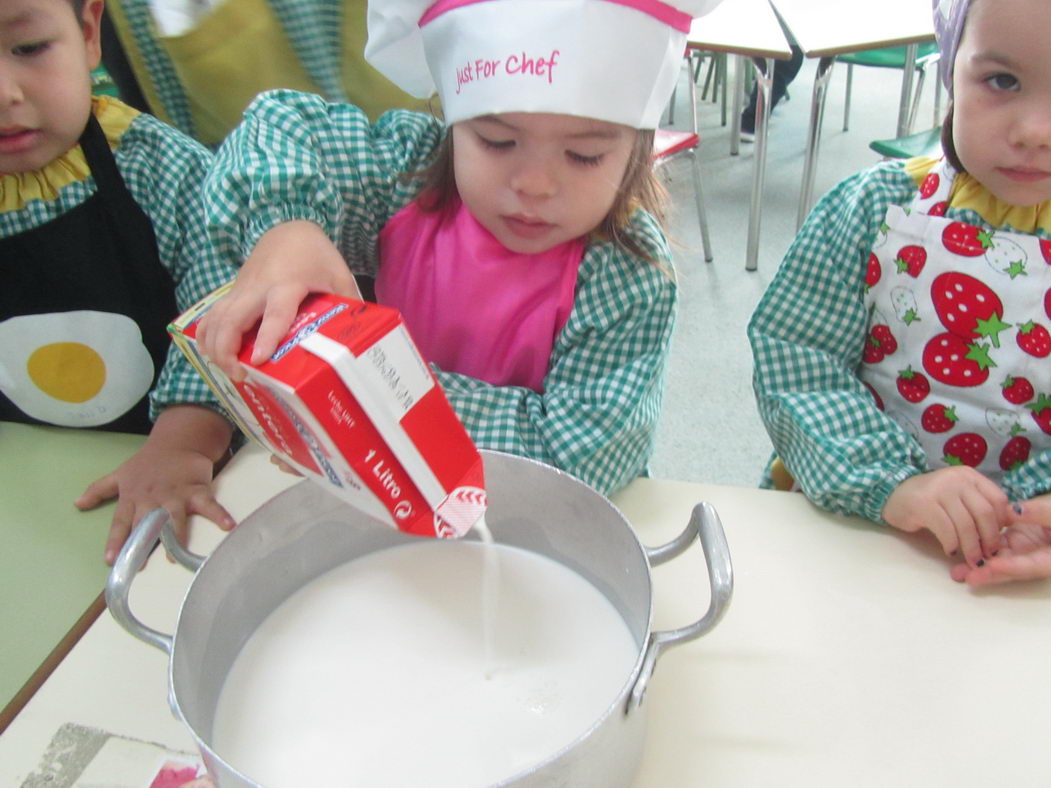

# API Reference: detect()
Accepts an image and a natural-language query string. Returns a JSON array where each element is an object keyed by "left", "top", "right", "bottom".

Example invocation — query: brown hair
[
  {"left": 411, "top": 128, "right": 669, "bottom": 266},
  {"left": 940, "top": 102, "right": 965, "bottom": 173},
  {"left": 938, "top": 0, "right": 976, "bottom": 174}
]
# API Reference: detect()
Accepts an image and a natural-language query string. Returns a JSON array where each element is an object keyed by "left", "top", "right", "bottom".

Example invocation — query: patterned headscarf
[{"left": 932, "top": 0, "right": 972, "bottom": 96}]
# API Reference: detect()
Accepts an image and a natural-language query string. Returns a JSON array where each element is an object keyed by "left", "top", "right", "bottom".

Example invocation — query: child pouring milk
[
  {"left": 0, "top": 0, "right": 238, "bottom": 563},
  {"left": 195, "top": 0, "right": 726, "bottom": 496},
  {"left": 749, "top": 0, "right": 1051, "bottom": 586}
]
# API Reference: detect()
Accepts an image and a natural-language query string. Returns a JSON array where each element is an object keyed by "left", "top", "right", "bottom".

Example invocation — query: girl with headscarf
[{"left": 749, "top": 0, "right": 1051, "bottom": 587}]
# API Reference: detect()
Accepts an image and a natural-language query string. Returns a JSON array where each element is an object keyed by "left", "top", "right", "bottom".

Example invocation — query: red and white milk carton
[{"left": 170, "top": 285, "right": 486, "bottom": 538}]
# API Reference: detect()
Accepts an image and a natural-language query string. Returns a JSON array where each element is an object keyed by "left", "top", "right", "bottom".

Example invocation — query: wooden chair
[
  {"left": 839, "top": 43, "right": 941, "bottom": 134},
  {"left": 654, "top": 61, "right": 714, "bottom": 262}
]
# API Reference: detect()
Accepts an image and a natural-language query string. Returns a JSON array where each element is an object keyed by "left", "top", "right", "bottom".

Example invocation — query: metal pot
[{"left": 107, "top": 450, "right": 732, "bottom": 787}]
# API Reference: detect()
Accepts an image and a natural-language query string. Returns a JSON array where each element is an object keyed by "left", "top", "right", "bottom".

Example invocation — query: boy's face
[
  {"left": 0, "top": 0, "right": 102, "bottom": 174},
  {"left": 952, "top": 0, "right": 1051, "bottom": 205},
  {"left": 451, "top": 112, "right": 637, "bottom": 254}
]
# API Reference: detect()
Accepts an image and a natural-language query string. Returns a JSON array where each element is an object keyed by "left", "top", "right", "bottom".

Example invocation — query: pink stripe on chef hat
[{"left": 419, "top": 0, "right": 693, "bottom": 32}]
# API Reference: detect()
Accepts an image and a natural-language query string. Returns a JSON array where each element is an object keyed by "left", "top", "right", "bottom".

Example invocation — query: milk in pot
[{"left": 210, "top": 540, "right": 638, "bottom": 786}]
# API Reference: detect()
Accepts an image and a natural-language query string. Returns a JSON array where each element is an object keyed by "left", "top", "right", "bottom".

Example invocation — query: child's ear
[{"left": 81, "top": 0, "right": 106, "bottom": 71}]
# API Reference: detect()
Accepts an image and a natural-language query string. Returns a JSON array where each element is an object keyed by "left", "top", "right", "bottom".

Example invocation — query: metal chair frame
[
  {"left": 840, "top": 45, "right": 941, "bottom": 134},
  {"left": 654, "top": 62, "right": 714, "bottom": 263}
]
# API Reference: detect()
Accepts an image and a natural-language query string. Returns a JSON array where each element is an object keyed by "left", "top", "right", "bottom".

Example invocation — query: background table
[
  {"left": 688, "top": 0, "right": 793, "bottom": 271},
  {"left": 0, "top": 422, "right": 145, "bottom": 731},
  {"left": 771, "top": 0, "right": 936, "bottom": 226},
  {"left": 2, "top": 443, "right": 1049, "bottom": 785}
]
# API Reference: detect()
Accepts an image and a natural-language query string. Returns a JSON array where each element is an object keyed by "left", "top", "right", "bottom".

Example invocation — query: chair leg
[
  {"left": 701, "top": 55, "right": 717, "bottom": 101},
  {"left": 688, "top": 150, "right": 713, "bottom": 262},
  {"left": 843, "top": 63, "right": 853, "bottom": 132},
  {"left": 694, "top": 50, "right": 714, "bottom": 100},
  {"left": 719, "top": 53, "right": 728, "bottom": 127},
  {"left": 906, "top": 67, "right": 927, "bottom": 136}
]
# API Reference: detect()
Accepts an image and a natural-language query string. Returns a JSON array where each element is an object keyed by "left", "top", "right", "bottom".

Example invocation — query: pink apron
[
  {"left": 376, "top": 197, "right": 584, "bottom": 392},
  {"left": 861, "top": 160, "right": 1051, "bottom": 479}
]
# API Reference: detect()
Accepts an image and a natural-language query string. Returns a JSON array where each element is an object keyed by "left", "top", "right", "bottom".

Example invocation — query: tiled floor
[{"left": 649, "top": 54, "right": 942, "bottom": 487}]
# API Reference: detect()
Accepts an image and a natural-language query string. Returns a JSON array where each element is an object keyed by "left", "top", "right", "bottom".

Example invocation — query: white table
[
  {"left": 771, "top": 0, "right": 936, "bottom": 226},
  {"left": 1, "top": 443, "right": 1049, "bottom": 786},
  {"left": 688, "top": 0, "right": 793, "bottom": 271}
]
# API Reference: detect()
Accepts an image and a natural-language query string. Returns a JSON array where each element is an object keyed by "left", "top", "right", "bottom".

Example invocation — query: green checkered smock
[
  {"left": 749, "top": 157, "right": 1051, "bottom": 524},
  {"left": 205, "top": 90, "right": 677, "bottom": 495},
  {"left": 0, "top": 97, "right": 233, "bottom": 422}
]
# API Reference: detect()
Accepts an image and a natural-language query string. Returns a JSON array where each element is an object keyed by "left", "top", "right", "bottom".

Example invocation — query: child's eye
[
  {"left": 12, "top": 40, "right": 50, "bottom": 57},
  {"left": 477, "top": 135, "right": 514, "bottom": 152},
  {"left": 567, "top": 151, "right": 604, "bottom": 167},
  {"left": 985, "top": 72, "right": 1019, "bottom": 92}
]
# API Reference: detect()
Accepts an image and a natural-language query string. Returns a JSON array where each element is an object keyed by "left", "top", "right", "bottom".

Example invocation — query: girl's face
[
  {"left": 952, "top": 0, "right": 1051, "bottom": 205},
  {"left": 451, "top": 112, "right": 637, "bottom": 254},
  {"left": 0, "top": 0, "right": 102, "bottom": 174}
]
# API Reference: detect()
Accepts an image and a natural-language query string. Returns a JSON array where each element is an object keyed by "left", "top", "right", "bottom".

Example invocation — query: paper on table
[{"left": 18, "top": 722, "right": 209, "bottom": 788}]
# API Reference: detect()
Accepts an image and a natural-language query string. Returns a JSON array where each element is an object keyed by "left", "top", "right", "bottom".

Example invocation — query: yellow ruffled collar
[
  {"left": 907, "top": 155, "right": 1051, "bottom": 234},
  {"left": 0, "top": 96, "right": 139, "bottom": 213}
]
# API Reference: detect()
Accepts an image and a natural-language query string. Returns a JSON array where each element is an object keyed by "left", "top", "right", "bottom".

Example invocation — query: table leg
[
  {"left": 897, "top": 43, "right": 918, "bottom": 138},
  {"left": 796, "top": 55, "right": 834, "bottom": 229},
  {"left": 746, "top": 56, "right": 774, "bottom": 272}
]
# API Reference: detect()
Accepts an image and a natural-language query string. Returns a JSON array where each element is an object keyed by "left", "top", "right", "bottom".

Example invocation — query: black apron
[{"left": 0, "top": 113, "right": 176, "bottom": 434}]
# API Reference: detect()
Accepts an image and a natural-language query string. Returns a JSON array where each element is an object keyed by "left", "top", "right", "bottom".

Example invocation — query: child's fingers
[
  {"left": 1010, "top": 496, "right": 1051, "bottom": 527},
  {"left": 961, "top": 549, "right": 1051, "bottom": 586},
  {"left": 951, "top": 520, "right": 1051, "bottom": 586},
  {"left": 189, "top": 496, "right": 237, "bottom": 532},
  {"left": 910, "top": 505, "right": 961, "bottom": 557},
  {"left": 941, "top": 497, "right": 985, "bottom": 567},
  {"left": 75, "top": 472, "right": 118, "bottom": 511},
  {"left": 104, "top": 498, "right": 137, "bottom": 566},
  {"left": 960, "top": 484, "right": 1007, "bottom": 558},
  {"left": 326, "top": 266, "right": 362, "bottom": 300},
  {"left": 269, "top": 454, "right": 303, "bottom": 476},
  {"left": 211, "top": 303, "right": 263, "bottom": 380},
  {"left": 949, "top": 560, "right": 971, "bottom": 583},
  {"left": 197, "top": 291, "right": 265, "bottom": 379},
  {"left": 251, "top": 289, "right": 309, "bottom": 365}
]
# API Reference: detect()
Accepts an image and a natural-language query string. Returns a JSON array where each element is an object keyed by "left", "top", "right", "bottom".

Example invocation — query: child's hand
[
  {"left": 74, "top": 407, "right": 235, "bottom": 564},
  {"left": 882, "top": 467, "right": 1009, "bottom": 568},
  {"left": 950, "top": 495, "right": 1051, "bottom": 586},
  {"left": 197, "top": 221, "right": 360, "bottom": 381},
  {"left": 76, "top": 441, "right": 233, "bottom": 565}
]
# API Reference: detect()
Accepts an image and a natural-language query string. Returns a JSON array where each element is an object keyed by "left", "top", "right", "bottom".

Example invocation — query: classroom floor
[{"left": 649, "top": 54, "right": 943, "bottom": 488}]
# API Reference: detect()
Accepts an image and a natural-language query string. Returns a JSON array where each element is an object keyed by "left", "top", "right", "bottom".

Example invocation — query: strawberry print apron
[{"left": 860, "top": 160, "right": 1051, "bottom": 479}]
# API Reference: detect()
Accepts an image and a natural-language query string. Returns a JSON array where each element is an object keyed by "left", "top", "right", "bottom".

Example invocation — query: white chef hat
[{"left": 365, "top": 0, "right": 726, "bottom": 129}]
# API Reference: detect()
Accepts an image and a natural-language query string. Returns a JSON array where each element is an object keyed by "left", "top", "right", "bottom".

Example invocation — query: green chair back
[
  {"left": 870, "top": 126, "right": 943, "bottom": 159},
  {"left": 838, "top": 42, "right": 939, "bottom": 69},
  {"left": 91, "top": 64, "right": 121, "bottom": 98}
]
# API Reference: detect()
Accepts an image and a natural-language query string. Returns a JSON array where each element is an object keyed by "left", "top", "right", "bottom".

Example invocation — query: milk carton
[{"left": 169, "top": 285, "right": 486, "bottom": 538}]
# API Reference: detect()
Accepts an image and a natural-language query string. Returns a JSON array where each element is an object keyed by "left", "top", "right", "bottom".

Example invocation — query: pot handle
[
  {"left": 159, "top": 520, "right": 206, "bottom": 572},
  {"left": 629, "top": 502, "right": 733, "bottom": 712},
  {"left": 105, "top": 508, "right": 181, "bottom": 655}
]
